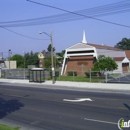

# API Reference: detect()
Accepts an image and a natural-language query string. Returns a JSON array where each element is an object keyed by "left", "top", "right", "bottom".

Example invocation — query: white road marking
[
  {"left": 31, "top": 121, "right": 40, "bottom": 125},
  {"left": 63, "top": 98, "right": 93, "bottom": 102},
  {"left": 84, "top": 118, "right": 117, "bottom": 125}
]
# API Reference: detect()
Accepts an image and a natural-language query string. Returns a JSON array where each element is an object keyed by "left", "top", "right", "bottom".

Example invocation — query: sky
[{"left": 0, "top": 0, "right": 130, "bottom": 58}]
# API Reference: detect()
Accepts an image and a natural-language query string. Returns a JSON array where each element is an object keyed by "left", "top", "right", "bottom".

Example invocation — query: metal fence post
[
  {"left": 105, "top": 69, "right": 107, "bottom": 83},
  {"left": 73, "top": 71, "right": 74, "bottom": 81},
  {"left": 59, "top": 70, "right": 60, "bottom": 80},
  {"left": 90, "top": 69, "right": 91, "bottom": 82}
]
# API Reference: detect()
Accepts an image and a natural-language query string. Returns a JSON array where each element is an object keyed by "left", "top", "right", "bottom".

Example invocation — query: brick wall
[{"left": 65, "top": 55, "right": 96, "bottom": 76}]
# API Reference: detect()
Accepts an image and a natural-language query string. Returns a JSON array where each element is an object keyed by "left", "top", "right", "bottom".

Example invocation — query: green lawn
[
  {"left": 0, "top": 124, "right": 20, "bottom": 130},
  {"left": 56, "top": 76, "right": 105, "bottom": 82},
  {"left": 108, "top": 73, "right": 121, "bottom": 78}
]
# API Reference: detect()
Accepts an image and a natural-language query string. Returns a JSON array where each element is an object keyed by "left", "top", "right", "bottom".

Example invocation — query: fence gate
[{"left": 106, "top": 72, "right": 130, "bottom": 83}]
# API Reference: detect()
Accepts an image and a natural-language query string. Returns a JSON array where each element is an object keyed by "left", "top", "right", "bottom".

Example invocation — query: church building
[{"left": 61, "top": 31, "right": 129, "bottom": 76}]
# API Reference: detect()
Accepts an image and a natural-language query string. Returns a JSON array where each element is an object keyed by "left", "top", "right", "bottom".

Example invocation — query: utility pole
[
  {"left": 50, "top": 30, "right": 55, "bottom": 84},
  {"left": 8, "top": 49, "right": 11, "bottom": 73},
  {"left": 39, "top": 30, "right": 55, "bottom": 84},
  {"left": 23, "top": 51, "right": 26, "bottom": 80}
]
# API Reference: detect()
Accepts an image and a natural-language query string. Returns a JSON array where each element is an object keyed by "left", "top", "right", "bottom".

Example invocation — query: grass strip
[
  {"left": 0, "top": 124, "right": 20, "bottom": 130},
  {"left": 56, "top": 76, "right": 105, "bottom": 82}
]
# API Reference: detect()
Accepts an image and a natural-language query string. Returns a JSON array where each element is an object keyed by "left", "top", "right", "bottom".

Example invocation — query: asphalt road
[{"left": 0, "top": 83, "right": 130, "bottom": 130}]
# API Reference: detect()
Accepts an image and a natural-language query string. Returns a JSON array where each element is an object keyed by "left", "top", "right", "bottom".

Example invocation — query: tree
[
  {"left": 57, "top": 50, "right": 65, "bottom": 57},
  {"left": 114, "top": 38, "right": 130, "bottom": 50},
  {"left": 10, "top": 54, "right": 24, "bottom": 68},
  {"left": 44, "top": 56, "right": 51, "bottom": 68},
  {"left": 24, "top": 51, "right": 39, "bottom": 68},
  {"left": 92, "top": 55, "right": 118, "bottom": 74},
  {"left": 44, "top": 56, "right": 59, "bottom": 68},
  {"left": 47, "top": 44, "right": 55, "bottom": 52}
]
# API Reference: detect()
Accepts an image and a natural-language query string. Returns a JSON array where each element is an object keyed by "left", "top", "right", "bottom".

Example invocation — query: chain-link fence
[
  {"left": 1, "top": 69, "right": 130, "bottom": 83},
  {"left": 1, "top": 68, "right": 51, "bottom": 80},
  {"left": 57, "top": 70, "right": 106, "bottom": 82},
  {"left": 1, "top": 69, "right": 29, "bottom": 79},
  {"left": 57, "top": 70, "right": 130, "bottom": 83},
  {"left": 106, "top": 71, "right": 130, "bottom": 83}
]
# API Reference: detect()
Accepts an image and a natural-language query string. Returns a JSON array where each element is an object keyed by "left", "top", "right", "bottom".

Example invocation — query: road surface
[{"left": 0, "top": 83, "right": 130, "bottom": 130}]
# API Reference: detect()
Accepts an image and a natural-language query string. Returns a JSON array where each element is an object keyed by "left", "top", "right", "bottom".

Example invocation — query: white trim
[
  {"left": 67, "top": 53, "right": 96, "bottom": 57},
  {"left": 122, "top": 57, "right": 129, "bottom": 63},
  {"left": 93, "top": 47, "right": 98, "bottom": 59},
  {"left": 61, "top": 50, "right": 67, "bottom": 75},
  {"left": 66, "top": 47, "right": 95, "bottom": 52},
  {"left": 64, "top": 62, "right": 67, "bottom": 75}
]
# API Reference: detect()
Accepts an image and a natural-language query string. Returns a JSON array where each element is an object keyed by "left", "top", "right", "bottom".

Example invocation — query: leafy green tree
[
  {"left": 47, "top": 44, "right": 55, "bottom": 52},
  {"left": 44, "top": 56, "right": 51, "bottom": 68},
  {"left": 10, "top": 54, "right": 24, "bottom": 68},
  {"left": 24, "top": 51, "right": 39, "bottom": 68},
  {"left": 114, "top": 38, "right": 130, "bottom": 50},
  {"left": 92, "top": 55, "right": 118, "bottom": 74},
  {"left": 57, "top": 50, "right": 65, "bottom": 57},
  {"left": 44, "top": 56, "right": 58, "bottom": 68}
]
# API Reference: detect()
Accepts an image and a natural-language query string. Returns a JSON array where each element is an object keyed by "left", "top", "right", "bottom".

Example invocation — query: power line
[
  {"left": 1, "top": 1, "right": 130, "bottom": 39},
  {"left": 26, "top": 0, "right": 130, "bottom": 28},
  {"left": 0, "top": 0, "right": 130, "bottom": 27},
  {"left": 1, "top": 0, "right": 130, "bottom": 24},
  {"left": 1, "top": 8, "right": 130, "bottom": 27},
  {"left": 0, "top": 25, "right": 49, "bottom": 40}
]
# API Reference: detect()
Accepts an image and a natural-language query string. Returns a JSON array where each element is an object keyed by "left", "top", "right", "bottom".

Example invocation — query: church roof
[
  {"left": 66, "top": 42, "right": 122, "bottom": 51},
  {"left": 87, "top": 43, "right": 121, "bottom": 50},
  {"left": 66, "top": 31, "right": 125, "bottom": 59},
  {"left": 125, "top": 50, "right": 130, "bottom": 59},
  {"left": 67, "top": 43, "right": 94, "bottom": 50},
  {"left": 96, "top": 48, "right": 126, "bottom": 58}
]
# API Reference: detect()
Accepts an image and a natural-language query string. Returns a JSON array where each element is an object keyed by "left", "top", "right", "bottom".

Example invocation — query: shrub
[
  {"left": 67, "top": 71, "right": 77, "bottom": 76},
  {"left": 85, "top": 70, "right": 100, "bottom": 77},
  {"left": 85, "top": 71, "right": 90, "bottom": 77},
  {"left": 55, "top": 70, "right": 60, "bottom": 77},
  {"left": 50, "top": 70, "right": 60, "bottom": 78}
]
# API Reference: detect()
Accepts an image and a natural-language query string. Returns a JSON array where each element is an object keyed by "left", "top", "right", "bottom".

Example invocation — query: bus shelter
[{"left": 29, "top": 68, "right": 45, "bottom": 83}]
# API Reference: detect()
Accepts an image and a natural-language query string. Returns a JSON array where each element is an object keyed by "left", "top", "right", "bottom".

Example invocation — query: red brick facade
[{"left": 65, "top": 55, "right": 96, "bottom": 76}]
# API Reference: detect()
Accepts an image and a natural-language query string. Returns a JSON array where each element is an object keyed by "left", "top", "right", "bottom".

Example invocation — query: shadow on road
[
  {"left": 124, "top": 103, "right": 130, "bottom": 111},
  {"left": 0, "top": 98, "right": 24, "bottom": 119}
]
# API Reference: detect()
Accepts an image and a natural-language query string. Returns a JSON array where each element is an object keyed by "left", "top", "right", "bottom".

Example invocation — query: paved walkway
[{"left": 0, "top": 78, "right": 130, "bottom": 92}]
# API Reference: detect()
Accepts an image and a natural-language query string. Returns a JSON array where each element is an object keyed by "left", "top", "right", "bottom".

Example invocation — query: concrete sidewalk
[{"left": 0, "top": 78, "right": 130, "bottom": 92}]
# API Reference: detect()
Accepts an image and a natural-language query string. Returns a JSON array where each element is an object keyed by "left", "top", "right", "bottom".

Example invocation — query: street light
[
  {"left": 23, "top": 51, "right": 26, "bottom": 80},
  {"left": 39, "top": 30, "right": 55, "bottom": 84},
  {"left": 8, "top": 49, "right": 11, "bottom": 73}
]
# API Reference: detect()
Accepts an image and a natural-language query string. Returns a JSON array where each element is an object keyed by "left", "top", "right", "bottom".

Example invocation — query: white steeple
[{"left": 82, "top": 30, "right": 87, "bottom": 44}]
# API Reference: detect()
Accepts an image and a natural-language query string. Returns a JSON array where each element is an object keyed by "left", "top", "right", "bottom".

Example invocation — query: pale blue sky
[{"left": 0, "top": 0, "right": 130, "bottom": 58}]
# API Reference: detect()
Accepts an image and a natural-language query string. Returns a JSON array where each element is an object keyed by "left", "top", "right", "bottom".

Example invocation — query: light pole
[
  {"left": 23, "top": 51, "right": 26, "bottom": 80},
  {"left": 39, "top": 30, "right": 55, "bottom": 84},
  {"left": 8, "top": 49, "right": 11, "bottom": 73}
]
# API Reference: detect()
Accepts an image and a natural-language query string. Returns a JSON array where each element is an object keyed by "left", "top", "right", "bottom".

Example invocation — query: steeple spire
[{"left": 82, "top": 30, "right": 87, "bottom": 44}]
